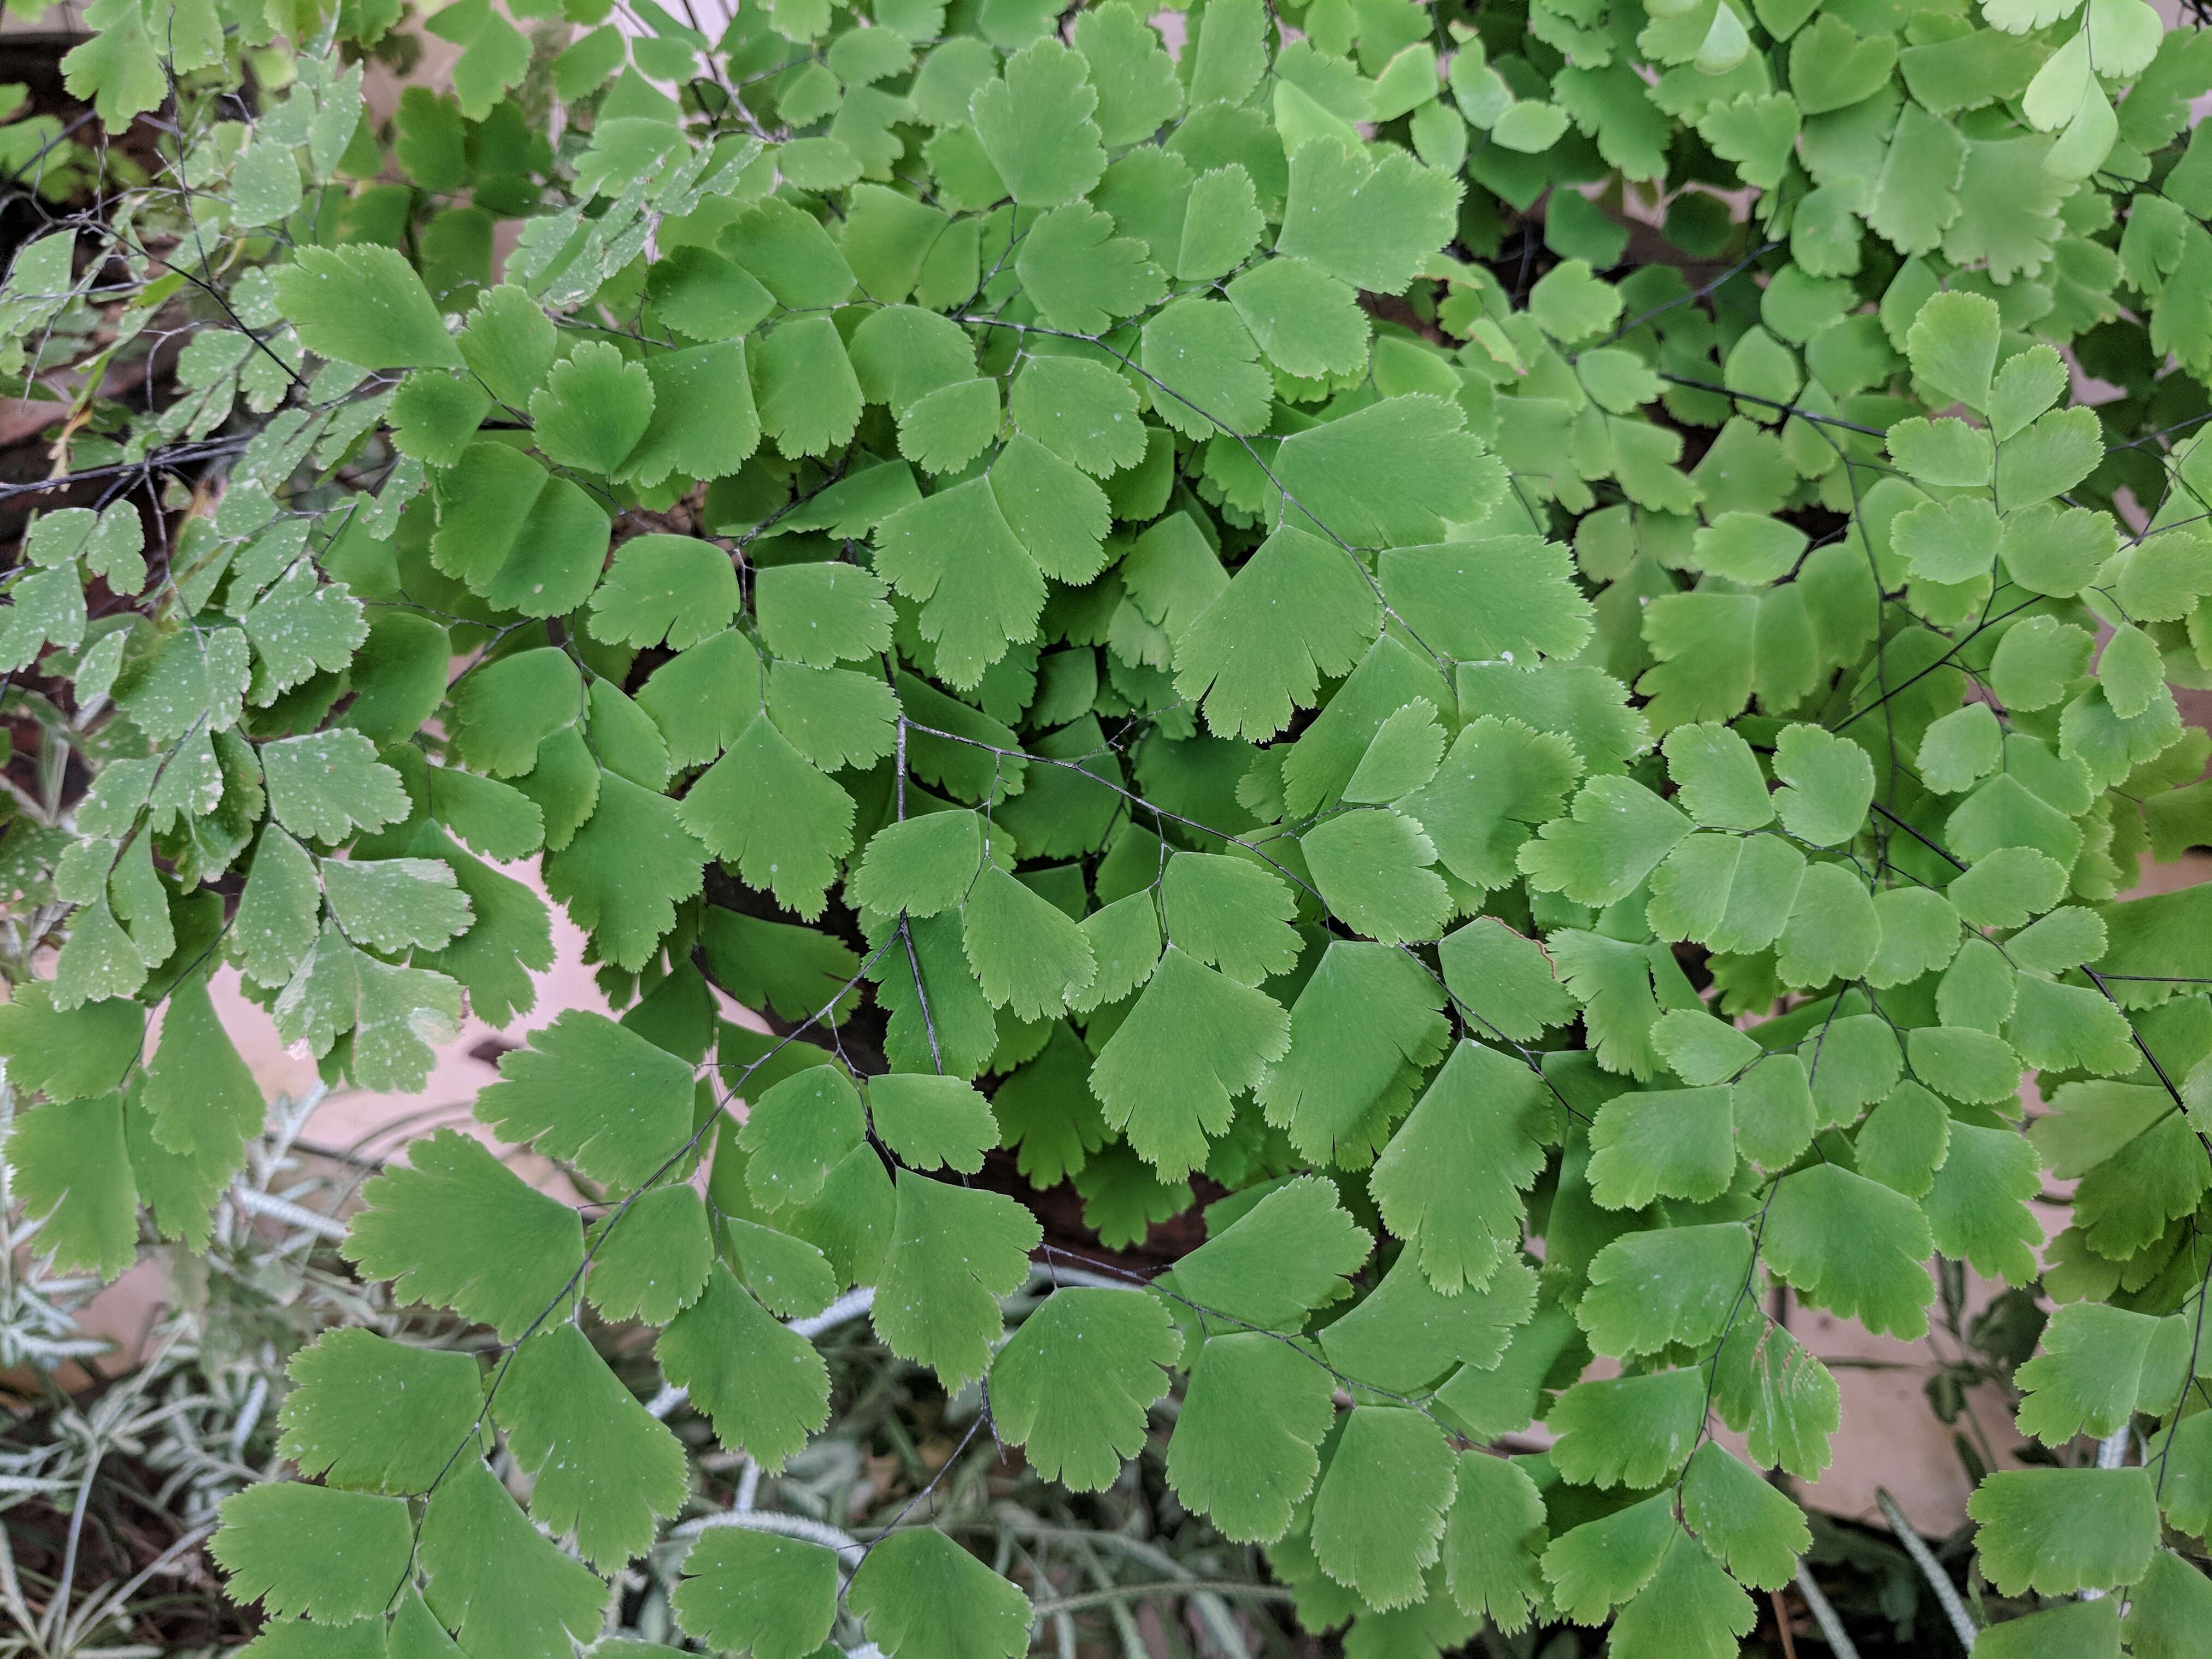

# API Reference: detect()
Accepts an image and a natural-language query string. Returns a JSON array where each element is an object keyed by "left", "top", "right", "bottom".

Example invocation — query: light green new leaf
[
  {"left": 1014, "top": 203, "right": 1166, "bottom": 334},
  {"left": 2015, "top": 1302, "right": 2190, "bottom": 1444},
  {"left": 1320, "top": 1251, "right": 1537, "bottom": 1392},
  {"left": 143, "top": 969, "right": 262, "bottom": 1162},
  {"left": 1775, "top": 862, "right": 1881, "bottom": 988},
  {"left": 1377, "top": 536, "right": 1594, "bottom": 667},
  {"left": 1772, "top": 723, "right": 1875, "bottom": 846},
  {"left": 1950, "top": 845, "right": 2069, "bottom": 928},
  {"left": 1651, "top": 1009, "right": 1761, "bottom": 1086},
  {"left": 1070, "top": 3, "right": 1181, "bottom": 145},
  {"left": 1139, "top": 296, "right": 1273, "bottom": 440},
  {"left": 1272, "top": 396, "right": 1506, "bottom": 548},
  {"left": 1407, "top": 715, "right": 1584, "bottom": 892},
  {"left": 1437, "top": 918, "right": 1578, "bottom": 1041},
  {"left": 531, "top": 340, "right": 652, "bottom": 473},
  {"left": 1663, "top": 721, "right": 1773, "bottom": 829},
  {"left": 752, "top": 319, "right": 864, "bottom": 460},
  {"left": 1226, "top": 256, "right": 1370, "bottom": 379}
]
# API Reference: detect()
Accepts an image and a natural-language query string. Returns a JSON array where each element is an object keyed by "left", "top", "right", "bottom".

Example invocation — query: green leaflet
[
  {"left": 473, "top": 1010, "right": 695, "bottom": 1189},
  {"left": 1089, "top": 946, "right": 1287, "bottom": 1178},
  {"left": 1166, "top": 1331, "right": 1336, "bottom": 1543},
  {"left": 658, "top": 1264, "right": 831, "bottom": 1469},
  {"left": 1549, "top": 1368, "right": 1705, "bottom": 1488},
  {"left": 1309, "top": 1407, "right": 1458, "bottom": 1609},
  {"left": 342, "top": 1130, "right": 584, "bottom": 1341},
  {"left": 42, "top": 4, "right": 2212, "bottom": 1648},
  {"left": 871, "top": 1171, "right": 1041, "bottom": 1388},
  {"left": 418, "top": 1460, "right": 607, "bottom": 1656},
  {"left": 1443, "top": 1452, "right": 1550, "bottom": 1631},
  {"left": 991, "top": 1287, "right": 1181, "bottom": 1490},
  {"left": 492, "top": 1321, "right": 688, "bottom": 1567},
  {"left": 1763, "top": 1162, "right": 1937, "bottom": 1339},
  {"left": 277, "top": 1329, "right": 485, "bottom": 1494},
  {"left": 1969, "top": 1468, "right": 2161, "bottom": 1596},
  {"left": 1370, "top": 1042, "right": 1552, "bottom": 1293},
  {"left": 213, "top": 1483, "right": 414, "bottom": 1625},
  {"left": 847, "top": 1528, "right": 1033, "bottom": 1659},
  {"left": 673, "top": 1529, "right": 839, "bottom": 1659},
  {"left": 1166, "top": 1174, "right": 1371, "bottom": 1332},
  {"left": 272, "top": 243, "right": 461, "bottom": 369},
  {"left": 1173, "top": 525, "right": 1382, "bottom": 740}
]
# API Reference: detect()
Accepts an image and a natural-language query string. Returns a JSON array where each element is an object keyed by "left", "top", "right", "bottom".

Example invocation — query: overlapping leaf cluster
[{"left": 13, "top": 0, "right": 2212, "bottom": 1650}]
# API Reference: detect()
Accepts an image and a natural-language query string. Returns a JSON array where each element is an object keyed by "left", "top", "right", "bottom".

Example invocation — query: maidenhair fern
[{"left": 7, "top": 0, "right": 2212, "bottom": 1650}]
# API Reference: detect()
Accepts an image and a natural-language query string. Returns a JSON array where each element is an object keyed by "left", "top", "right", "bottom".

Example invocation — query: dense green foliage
[{"left": 15, "top": 0, "right": 2212, "bottom": 1649}]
